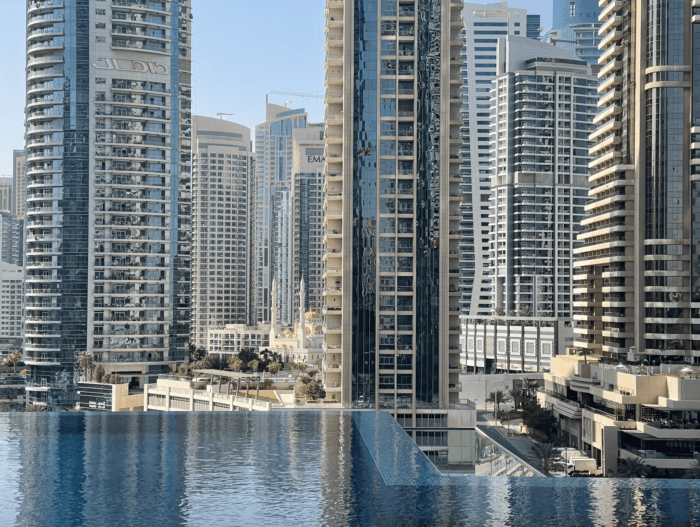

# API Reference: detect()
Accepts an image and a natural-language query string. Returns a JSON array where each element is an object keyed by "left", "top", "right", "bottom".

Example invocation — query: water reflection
[{"left": 0, "top": 412, "right": 699, "bottom": 526}]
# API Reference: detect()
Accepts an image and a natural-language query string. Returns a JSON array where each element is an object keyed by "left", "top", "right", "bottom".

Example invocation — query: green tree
[
  {"left": 248, "top": 359, "right": 260, "bottom": 373},
  {"left": 267, "top": 362, "right": 282, "bottom": 376},
  {"left": 508, "top": 388, "right": 523, "bottom": 410},
  {"left": 683, "top": 460, "right": 700, "bottom": 479},
  {"left": 520, "top": 379, "right": 539, "bottom": 401},
  {"left": 197, "top": 354, "right": 214, "bottom": 370},
  {"left": 290, "top": 361, "right": 308, "bottom": 380},
  {"left": 77, "top": 351, "right": 95, "bottom": 381},
  {"left": 189, "top": 345, "right": 207, "bottom": 362},
  {"left": 615, "top": 457, "right": 651, "bottom": 478},
  {"left": 102, "top": 373, "right": 122, "bottom": 385},
  {"left": 522, "top": 402, "right": 557, "bottom": 440},
  {"left": 494, "top": 306, "right": 505, "bottom": 317},
  {"left": 93, "top": 364, "right": 105, "bottom": 383},
  {"left": 227, "top": 356, "right": 243, "bottom": 372},
  {"left": 176, "top": 362, "right": 193, "bottom": 378},
  {"left": 485, "top": 390, "right": 512, "bottom": 417},
  {"left": 295, "top": 376, "right": 325, "bottom": 401},
  {"left": 307, "top": 369, "right": 320, "bottom": 378},
  {"left": 530, "top": 442, "right": 564, "bottom": 476},
  {"left": 3, "top": 351, "right": 22, "bottom": 374}
]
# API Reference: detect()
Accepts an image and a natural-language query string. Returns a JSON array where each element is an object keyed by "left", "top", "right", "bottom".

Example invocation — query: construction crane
[
  {"left": 269, "top": 91, "right": 324, "bottom": 99},
  {"left": 217, "top": 112, "right": 234, "bottom": 119}
]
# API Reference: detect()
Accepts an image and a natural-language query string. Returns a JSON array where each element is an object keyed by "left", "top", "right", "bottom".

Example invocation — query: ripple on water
[{"left": 0, "top": 412, "right": 699, "bottom": 527}]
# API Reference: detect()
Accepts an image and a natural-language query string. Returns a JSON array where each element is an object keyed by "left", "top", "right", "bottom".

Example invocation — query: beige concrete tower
[{"left": 574, "top": 0, "right": 700, "bottom": 362}]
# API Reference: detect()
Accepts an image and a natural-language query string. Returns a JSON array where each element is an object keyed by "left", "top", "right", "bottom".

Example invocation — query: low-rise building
[
  {"left": 538, "top": 354, "right": 700, "bottom": 476},
  {"left": 76, "top": 382, "right": 144, "bottom": 412},
  {"left": 206, "top": 324, "right": 271, "bottom": 363},
  {"left": 460, "top": 315, "right": 574, "bottom": 374},
  {"left": 0, "top": 372, "right": 25, "bottom": 410}
]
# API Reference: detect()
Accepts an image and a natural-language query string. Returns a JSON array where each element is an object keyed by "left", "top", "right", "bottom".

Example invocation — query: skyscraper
[
  {"left": 292, "top": 125, "right": 326, "bottom": 316},
  {"left": 0, "top": 211, "right": 24, "bottom": 267},
  {"left": 547, "top": 23, "right": 602, "bottom": 74},
  {"left": 552, "top": 0, "right": 601, "bottom": 32},
  {"left": 255, "top": 102, "right": 308, "bottom": 326},
  {"left": 459, "top": 2, "right": 533, "bottom": 317},
  {"left": 12, "top": 149, "right": 27, "bottom": 218},
  {"left": 324, "top": 0, "right": 464, "bottom": 414},
  {"left": 24, "top": 0, "right": 192, "bottom": 408},
  {"left": 526, "top": 14, "right": 541, "bottom": 40},
  {"left": 574, "top": 0, "right": 700, "bottom": 361},
  {"left": 0, "top": 177, "right": 12, "bottom": 213},
  {"left": 489, "top": 37, "right": 597, "bottom": 320},
  {"left": 191, "top": 116, "right": 254, "bottom": 348}
]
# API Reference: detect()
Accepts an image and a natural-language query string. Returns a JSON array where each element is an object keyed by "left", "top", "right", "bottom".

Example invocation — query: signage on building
[{"left": 91, "top": 58, "right": 170, "bottom": 75}]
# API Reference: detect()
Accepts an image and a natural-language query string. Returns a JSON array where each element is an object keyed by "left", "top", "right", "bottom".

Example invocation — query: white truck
[{"left": 566, "top": 457, "right": 597, "bottom": 475}]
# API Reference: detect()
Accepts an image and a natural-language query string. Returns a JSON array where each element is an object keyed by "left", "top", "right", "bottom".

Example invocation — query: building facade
[
  {"left": 292, "top": 125, "right": 326, "bottom": 316},
  {"left": 0, "top": 212, "right": 24, "bottom": 267},
  {"left": 254, "top": 102, "right": 308, "bottom": 326},
  {"left": 13, "top": 149, "right": 27, "bottom": 218},
  {"left": 0, "top": 262, "right": 24, "bottom": 342},
  {"left": 24, "top": 0, "right": 192, "bottom": 407},
  {"left": 0, "top": 177, "right": 13, "bottom": 213},
  {"left": 323, "top": 0, "right": 464, "bottom": 417},
  {"left": 526, "top": 14, "right": 541, "bottom": 40},
  {"left": 552, "top": 0, "right": 602, "bottom": 32},
  {"left": 190, "top": 116, "right": 253, "bottom": 347},
  {"left": 490, "top": 38, "right": 597, "bottom": 320},
  {"left": 458, "top": 2, "right": 534, "bottom": 317},
  {"left": 574, "top": 0, "right": 700, "bottom": 361},
  {"left": 548, "top": 23, "right": 603, "bottom": 74}
]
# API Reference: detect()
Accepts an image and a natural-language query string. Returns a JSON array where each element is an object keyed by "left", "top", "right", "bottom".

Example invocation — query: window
[{"left": 570, "top": 2, "right": 575, "bottom": 17}]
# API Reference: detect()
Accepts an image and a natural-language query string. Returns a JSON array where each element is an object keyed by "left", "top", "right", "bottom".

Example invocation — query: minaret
[{"left": 299, "top": 278, "right": 307, "bottom": 349}]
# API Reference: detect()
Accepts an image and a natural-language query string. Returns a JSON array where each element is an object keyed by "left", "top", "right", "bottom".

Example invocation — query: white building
[
  {"left": 459, "top": 2, "right": 535, "bottom": 317},
  {"left": 490, "top": 37, "right": 597, "bottom": 320},
  {"left": 191, "top": 116, "right": 254, "bottom": 347}
]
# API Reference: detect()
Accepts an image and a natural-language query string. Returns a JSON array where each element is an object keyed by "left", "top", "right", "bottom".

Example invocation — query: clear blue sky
[{"left": 0, "top": 0, "right": 552, "bottom": 174}]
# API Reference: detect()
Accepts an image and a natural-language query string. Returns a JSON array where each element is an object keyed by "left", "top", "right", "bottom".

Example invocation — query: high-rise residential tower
[
  {"left": 552, "top": 0, "right": 602, "bottom": 31},
  {"left": 323, "top": 0, "right": 465, "bottom": 417},
  {"left": 190, "top": 116, "right": 254, "bottom": 348},
  {"left": 0, "top": 177, "right": 13, "bottom": 213},
  {"left": 459, "top": 2, "right": 534, "bottom": 317},
  {"left": 574, "top": 0, "right": 700, "bottom": 362},
  {"left": 548, "top": 23, "right": 602, "bottom": 74},
  {"left": 292, "top": 125, "right": 326, "bottom": 316},
  {"left": 489, "top": 37, "right": 597, "bottom": 319},
  {"left": 0, "top": 212, "right": 24, "bottom": 267},
  {"left": 254, "top": 102, "right": 308, "bottom": 326},
  {"left": 13, "top": 149, "right": 27, "bottom": 218},
  {"left": 24, "top": 0, "right": 192, "bottom": 408}
]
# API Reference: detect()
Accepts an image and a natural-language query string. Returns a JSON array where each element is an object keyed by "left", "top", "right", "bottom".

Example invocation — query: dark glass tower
[{"left": 323, "top": 0, "right": 464, "bottom": 416}]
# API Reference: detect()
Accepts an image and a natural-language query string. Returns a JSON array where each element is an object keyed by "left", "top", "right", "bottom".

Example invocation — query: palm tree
[
  {"left": 530, "top": 442, "right": 564, "bottom": 476},
  {"left": 485, "top": 390, "right": 512, "bottom": 417},
  {"left": 248, "top": 359, "right": 260, "bottom": 373},
  {"left": 615, "top": 457, "right": 650, "bottom": 478},
  {"left": 3, "top": 351, "right": 22, "bottom": 374},
  {"left": 508, "top": 388, "right": 523, "bottom": 410},
  {"left": 578, "top": 349, "right": 593, "bottom": 365},
  {"left": 683, "top": 460, "right": 700, "bottom": 479},
  {"left": 77, "top": 351, "right": 95, "bottom": 381},
  {"left": 521, "top": 379, "right": 539, "bottom": 401}
]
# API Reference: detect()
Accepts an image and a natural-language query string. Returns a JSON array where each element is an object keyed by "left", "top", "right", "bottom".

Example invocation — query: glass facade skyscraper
[
  {"left": 254, "top": 103, "right": 308, "bottom": 326},
  {"left": 24, "top": 0, "right": 192, "bottom": 408},
  {"left": 552, "top": 0, "right": 602, "bottom": 31},
  {"left": 292, "top": 126, "right": 326, "bottom": 316},
  {"left": 575, "top": 0, "right": 700, "bottom": 361},
  {"left": 324, "top": 0, "right": 464, "bottom": 415}
]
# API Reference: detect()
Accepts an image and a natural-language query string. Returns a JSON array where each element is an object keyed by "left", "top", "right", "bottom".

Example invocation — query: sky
[{"left": 0, "top": 0, "right": 552, "bottom": 175}]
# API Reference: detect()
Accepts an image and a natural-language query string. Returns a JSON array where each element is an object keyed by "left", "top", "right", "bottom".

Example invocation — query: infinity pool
[{"left": 0, "top": 412, "right": 699, "bottom": 526}]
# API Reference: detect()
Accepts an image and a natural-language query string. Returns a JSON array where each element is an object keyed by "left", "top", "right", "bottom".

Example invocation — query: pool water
[{"left": 0, "top": 412, "right": 699, "bottom": 526}]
